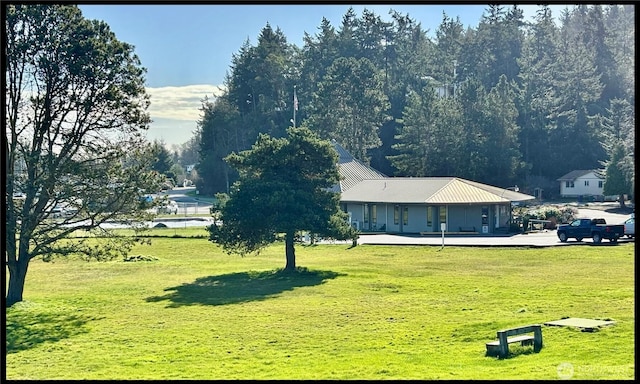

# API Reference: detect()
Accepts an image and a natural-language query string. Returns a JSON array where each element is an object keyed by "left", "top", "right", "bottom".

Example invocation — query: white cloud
[
  {"left": 147, "top": 84, "right": 226, "bottom": 121},
  {"left": 145, "top": 84, "right": 226, "bottom": 146}
]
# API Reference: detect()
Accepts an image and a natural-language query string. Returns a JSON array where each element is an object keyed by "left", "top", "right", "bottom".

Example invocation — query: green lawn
[{"left": 5, "top": 229, "right": 635, "bottom": 379}]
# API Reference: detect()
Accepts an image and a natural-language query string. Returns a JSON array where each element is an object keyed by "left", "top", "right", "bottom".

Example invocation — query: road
[
  {"left": 97, "top": 187, "right": 214, "bottom": 229},
  {"left": 575, "top": 207, "right": 631, "bottom": 226},
  {"left": 165, "top": 186, "right": 213, "bottom": 215}
]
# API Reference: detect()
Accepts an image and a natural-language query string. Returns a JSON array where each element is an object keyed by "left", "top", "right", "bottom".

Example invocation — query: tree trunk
[
  {"left": 285, "top": 231, "right": 296, "bottom": 271},
  {"left": 6, "top": 257, "right": 29, "bottom": 307},
  {"left": 619, "top": 194, "right": 626, "bottom": 209}
]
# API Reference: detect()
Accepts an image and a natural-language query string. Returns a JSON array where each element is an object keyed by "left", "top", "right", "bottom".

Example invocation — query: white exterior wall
[{"left": 560, "top": 172, "right": 604, "bottom": 197}]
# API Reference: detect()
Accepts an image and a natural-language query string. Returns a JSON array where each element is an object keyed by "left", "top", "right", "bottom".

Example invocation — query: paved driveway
[{"left": 356, "top": 231, "right": 633, "bottom": 247}]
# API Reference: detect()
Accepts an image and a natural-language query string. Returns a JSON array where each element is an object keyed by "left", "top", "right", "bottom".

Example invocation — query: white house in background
[{"left": 557, "top": 170, "right": 605, "bottom": 197}]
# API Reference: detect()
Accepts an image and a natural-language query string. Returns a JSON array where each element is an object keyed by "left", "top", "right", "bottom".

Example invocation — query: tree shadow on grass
[
  {"left": 146, "top": 267, "right": 345, "bottom": 308},
  {"left": 6, "top": 308, "right": 91, "bottom": 354}
]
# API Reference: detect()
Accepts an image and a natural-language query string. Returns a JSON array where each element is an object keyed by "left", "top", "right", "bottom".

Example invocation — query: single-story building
[
  {"left": 556, "top": 170, "right": 605, "bottom": 198},
  {"left": 333, "top": 142, "right": 535, "bottom": 235}
]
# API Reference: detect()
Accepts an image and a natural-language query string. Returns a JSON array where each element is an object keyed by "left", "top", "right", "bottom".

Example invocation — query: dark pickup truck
[{"left": 556, "top": 218, "right": 625, "bottom": 243}]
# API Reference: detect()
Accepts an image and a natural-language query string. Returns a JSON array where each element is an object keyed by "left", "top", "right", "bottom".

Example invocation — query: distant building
[
  {"left": 557, "top": 170, "right": 605, "bottom": 198},
  {"left": 333, "top": 142, "right": 535, "bottom": 235}
]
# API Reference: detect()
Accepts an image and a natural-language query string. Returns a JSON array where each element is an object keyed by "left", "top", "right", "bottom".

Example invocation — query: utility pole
[
  {"left": 292, "top": 85, "right": 297, "bottom": 128},
  {"left": 453, "top": 59, "right": 457, "bottom": 94}
]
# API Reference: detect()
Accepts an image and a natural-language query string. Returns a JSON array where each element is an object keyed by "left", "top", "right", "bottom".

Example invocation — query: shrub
[
  {"left": 556, "top": 205, "right": 579, "bottom": 224},
  {"left": 516, "top": 205, "right": 579, "bottom": 230}
]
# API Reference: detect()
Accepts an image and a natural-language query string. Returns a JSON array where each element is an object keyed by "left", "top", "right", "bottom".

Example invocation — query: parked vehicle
[
  {"left": 160, "top": 200, "right": 179, "bottom": 215},
  {"left": 50, "top": 205, "right": 76, "bottom": 218},
  {"left": 623, "top": 215, "right": 634, "bottom": 238},
  {"left": 556, "top": 218, "right": 625, "bottom": 243}
]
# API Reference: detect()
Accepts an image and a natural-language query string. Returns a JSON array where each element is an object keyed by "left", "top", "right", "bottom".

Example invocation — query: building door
[
  {"left": 363, "top": 203, "right": 369, "bottom": 230},
  {"left": 481, "top": 206, "right": 489, "bottom": 233},
  {"left": 370, "top": 204, "right": 377, "bottom": 230},
  {"left": 439, "top": 206, "right": 447, "bottom": 231},
  {"left": 393, "top": 205, "right": 409, "bottom": 232}
]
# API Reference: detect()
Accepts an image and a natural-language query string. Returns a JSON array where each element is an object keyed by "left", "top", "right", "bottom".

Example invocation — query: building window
[
  {"left": 427, "top": 206, "right": 432, "bottom": 227},
  {"left": 403, "top": 206, "right": 408, "bottom": 226},
  {"left": 584, "top": 180, "right": 589, "bottom": 186},
  {"left": 566, "top": 181, "right": 574, "bottom": 188},
  {"left": 439, "top": 206, "right": 446, "bottom": 226},
  {"left": 371, "top": 204, "right": 377, "bottom": 228},
  {"left": 598, "top": 180, "right": 603, "bottom": 188},
  {"left": 394, "top": 205, "right": 399, "bottom": 225},
  {"left": 363, "top": 204, "right": 369, "bottom": 224}
]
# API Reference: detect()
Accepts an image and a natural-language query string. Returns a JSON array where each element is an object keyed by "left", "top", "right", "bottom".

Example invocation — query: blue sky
[{"left": 78, "top": 3, "right": 571, "bottom": 147}]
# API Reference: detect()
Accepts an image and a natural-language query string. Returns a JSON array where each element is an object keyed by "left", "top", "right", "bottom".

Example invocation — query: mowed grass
[{"left": 5, "top": 229, "right": 635, "bottom": 380}]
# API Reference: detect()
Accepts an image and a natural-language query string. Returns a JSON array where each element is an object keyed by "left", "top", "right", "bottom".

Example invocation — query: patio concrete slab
[{"left": 544, "top": 317, "right": 616, "bottom": 331}]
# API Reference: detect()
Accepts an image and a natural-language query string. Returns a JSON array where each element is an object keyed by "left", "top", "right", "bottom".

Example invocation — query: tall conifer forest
[{"left": 194, "top": 4, "right": 634, "bottom": 199}]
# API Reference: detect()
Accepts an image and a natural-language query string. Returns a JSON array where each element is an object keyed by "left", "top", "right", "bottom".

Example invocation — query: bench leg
[
  {"left": 533, "top": 328, "right": 543, "bottom": 352},
  {"left": 498, "top": 333, "right": 509, "bottom": 358},
  {"left": 486, "top": 344, "right": 500, "bottom": 356}
]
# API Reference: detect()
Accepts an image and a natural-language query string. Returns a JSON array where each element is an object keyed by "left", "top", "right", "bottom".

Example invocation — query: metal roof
[
  {"left": 333, "top": 142, "right": 535, "bottom": 204},
  {"left": 557, "top": 169, "right": 604, "bottom": 181},
  {"left": 340, "top": 177, "right": 535, "bottom": 204},
  {"left": 333, "top": 141, "right": 386, "bottom": 192}
]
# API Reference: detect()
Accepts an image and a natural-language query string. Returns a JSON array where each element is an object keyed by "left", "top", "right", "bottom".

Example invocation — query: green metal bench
[{"left": 486, "top": 324, "right": 543, "bottom": 358}]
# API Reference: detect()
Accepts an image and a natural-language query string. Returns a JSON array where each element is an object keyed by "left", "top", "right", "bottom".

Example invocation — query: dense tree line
[{"left": 195, "top": 4, "right": 634, "bottom": 199}]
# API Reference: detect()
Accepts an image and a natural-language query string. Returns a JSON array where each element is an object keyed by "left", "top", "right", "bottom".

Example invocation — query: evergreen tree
[
  {"left": 603, "top": 143, "right": 631, "bottom": 208},
  {"left": 390, "top": 84, "right": 440, "bottom": 176},
  {"left": 603, "top": 5, "right": 634, "bottom": 103},
  {"left": 390, "top": 84, "right": 465, "bottom": 177},
  {"left": 583, "top": 5, "right": 623, "bottom": 112},
  {"left": 480, "top": 75, "right": 523, "bottom": 186},
  {"left": 208, "top": 127, "right": 357, "bottom": 271},
  {"left": 196, "top": 94, "right": 241, "bottom": 195},
  {"left": 455, "top": 77, "right": 489, "bottom": 182},
  {"left": 150, "top": 140, "right": 175, "bottom": 181},
  {"left": 516, "top": 4, "right": 559, "bottom": 185},
  {"left": 299, "top": 17, "right": 340, "bottom": 126},
  {"left": 337, "top": 7, "right": 359, "bottom": 58},
  {"left": 369, "top": 9, "right": 434, "bottom": 175},
  {"left": 598, "top": 98, "right": 635, "bottom": 207},
  {"left": 226, "top": 24, "right": 298, "bottom": 141},
  {"left": 548, "top": 8, "right": 606, "bottom": 177},
  {"left": 307, "top": 56, "right": 390, "bottom": 164},
  {"left": 432, "top": 12, "right": 464, "bottom": 91}
]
